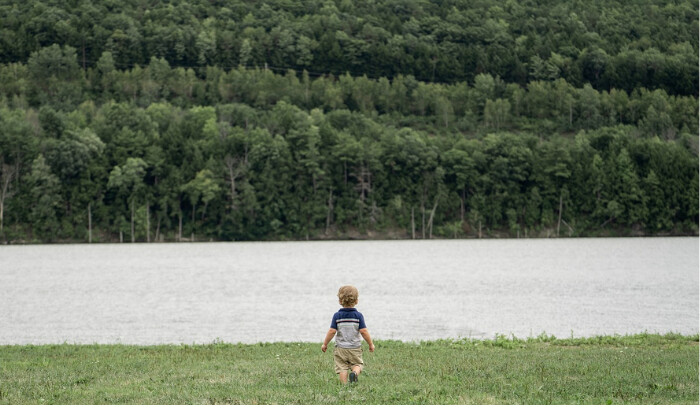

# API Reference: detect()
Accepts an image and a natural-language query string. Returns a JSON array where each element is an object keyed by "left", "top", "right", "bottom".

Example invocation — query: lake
[{"left": 0, "top": 237, "right": 697, "bottom": 345}]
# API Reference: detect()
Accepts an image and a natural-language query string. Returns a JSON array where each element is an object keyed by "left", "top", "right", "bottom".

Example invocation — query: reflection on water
[{"left": 0, "top": 237, "right": 697, "bottom": 344}]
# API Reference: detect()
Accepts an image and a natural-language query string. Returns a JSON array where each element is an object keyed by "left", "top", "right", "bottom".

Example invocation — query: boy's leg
[
  {"left": 350, "top": 348, "right": 364, "bottom": 378},
  {"left": 334, "top": 348, "right": 351, "bottom": 384}
]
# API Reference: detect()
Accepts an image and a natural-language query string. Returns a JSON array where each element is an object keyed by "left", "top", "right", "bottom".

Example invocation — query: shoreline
[
  {"left": 2, "top": 230, "right": 698, "bottom": 245},
  {"left": 2, "top": 332, "right": 697, "bottom": 347}
]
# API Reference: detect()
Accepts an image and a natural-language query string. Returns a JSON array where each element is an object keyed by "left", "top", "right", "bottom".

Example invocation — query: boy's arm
[
  {"left": 359, "top": 328, "right": 375, "bottom": 352},
  {"left": 321, "top": 328, "right": 336, "bottom": 352}
]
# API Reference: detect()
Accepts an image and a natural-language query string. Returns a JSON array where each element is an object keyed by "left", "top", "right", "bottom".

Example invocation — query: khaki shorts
[{"left": 333, "top": 347, "right": 364, "bottom": 374}]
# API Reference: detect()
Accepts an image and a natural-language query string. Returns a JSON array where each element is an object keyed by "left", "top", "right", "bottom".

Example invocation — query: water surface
[{"left": 0, "top": 237, "right": 697, "bottom": 344}]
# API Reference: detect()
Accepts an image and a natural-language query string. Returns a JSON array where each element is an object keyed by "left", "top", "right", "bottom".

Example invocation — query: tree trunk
[
  {"left": 178, "top": 210, "right": 183, "bottom": 242},
  {"left": 601, "top": 216, "right": 615, "bottom": 228},
  {"left": 411, "top": 207, "right": 415, "bottom": 240},
  {"left": 0, "top": 195, "right": 4, "bottom": 238},
  {"left": 0, "top": 198, "right": 4, "bottom": 237},
  {"left": 0, "top": 163, "right": 15, "bottom": 237},
  {"left": 478, "top": 220, "right": 482, "bottom": 239},
  {"left": 557, "top": 192, "right": 563, "bottom": 237},
  {"left": 120, "top": 230, "right": 123, "bottom": 243},
  {"left": 569, "top": 103, "right": 573, "bottom": 127},
  {"left": 88, "top": 202, "right": 92, "bottom": 243},
  {"left": 191, "top": 204, "right": 196, "bottom": 242},
  {"left": 146, "top": 201, "right": 150, "bottom": 243},
  {"left": 131, "top": 198, "right": 135, "bottom": 243},
  {"left": 561, "top": 218, "right": 574, "bottom": 236},
  {"left": 225, "top": 156, "right": 238, "bottom": 210},
  {"left": 421, "top": 199, "right": 426, "bottom": 239},
  {"left": 155, "top": 214, "right": 161, "bottom": 243},
  {"left": 426, "top": 197, "right": 439, "bottom": 239},
  {"left": 460, "top": 188, "right": 466, "bottom": 222},
  {"left": 367, "top": 169, "right": 372, "bottom": 197},
  {"left": 325, "top": 188, "right": 333, "bottom": 235}
]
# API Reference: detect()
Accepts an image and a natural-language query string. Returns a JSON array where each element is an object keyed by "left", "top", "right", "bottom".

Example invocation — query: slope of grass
[{"left": 0, "top": 333, "right": 697, "bottom": 405}]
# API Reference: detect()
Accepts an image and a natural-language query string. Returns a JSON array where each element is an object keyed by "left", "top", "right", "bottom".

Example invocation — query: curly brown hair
[{"left": 337, "top": 285, "right": 359, "bottom": 307}]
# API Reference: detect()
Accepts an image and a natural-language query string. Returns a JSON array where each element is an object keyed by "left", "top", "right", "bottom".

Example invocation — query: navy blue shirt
[{"left": 330, "top": 307, "right": 366, "bottom": 349}]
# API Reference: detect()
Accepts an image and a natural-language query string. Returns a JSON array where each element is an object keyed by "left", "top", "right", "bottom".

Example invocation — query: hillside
[{"left": 0, "top": 0, "right": 697, "bottom": 242}]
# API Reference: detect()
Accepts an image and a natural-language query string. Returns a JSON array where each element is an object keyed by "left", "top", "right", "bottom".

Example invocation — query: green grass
[{"left": 0, "top": 333, "right": 697, "bottom": 404}]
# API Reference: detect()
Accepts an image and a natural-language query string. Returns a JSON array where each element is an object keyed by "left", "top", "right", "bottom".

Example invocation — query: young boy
[{"left": 321, "top": 285, "right": 375, "bottom": 384}]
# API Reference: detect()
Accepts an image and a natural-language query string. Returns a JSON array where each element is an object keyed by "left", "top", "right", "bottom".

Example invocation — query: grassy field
[{"left": 0, "top": 333, "right": 697, "bottom": 405}]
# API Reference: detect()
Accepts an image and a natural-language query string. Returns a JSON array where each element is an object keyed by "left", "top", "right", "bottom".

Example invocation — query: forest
[{"left": 0, "top": 0, "right": 697, "bottom": 242}]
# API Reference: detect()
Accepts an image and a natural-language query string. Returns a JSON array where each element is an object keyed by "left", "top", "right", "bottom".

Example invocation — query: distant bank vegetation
[
  {"left": 0, "top": 0, "right": 697, "bottom": 242},
  {"left": 1, "top": 0, "right": 697, "bottom": 95}
]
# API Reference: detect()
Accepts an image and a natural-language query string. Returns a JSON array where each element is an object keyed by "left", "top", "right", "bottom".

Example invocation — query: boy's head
[{"left": 337, "top": 285, "right": 359, "bottom": 307}]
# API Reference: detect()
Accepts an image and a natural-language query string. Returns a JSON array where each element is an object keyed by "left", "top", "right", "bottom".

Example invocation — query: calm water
[{"left": 0, "top": 237, "right": 697, "bottom": 345}]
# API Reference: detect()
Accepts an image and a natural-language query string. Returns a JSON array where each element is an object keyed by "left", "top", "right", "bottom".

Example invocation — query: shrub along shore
[{"left": 0, "top": 333, "right": 697, "bottom": 405}]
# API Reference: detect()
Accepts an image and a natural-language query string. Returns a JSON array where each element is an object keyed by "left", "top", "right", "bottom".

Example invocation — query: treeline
[
  {"left": 0, "top": 0, "right": 697, "bottom": 96},
  {"left": 0, "top": 66, "right": 697, "bottom": 242},
  {"left": 1, "top": 46, "right": 698, "bottom": 137},
  {"left": 0, "top": 0, "right": 697, "bottom": 242}
]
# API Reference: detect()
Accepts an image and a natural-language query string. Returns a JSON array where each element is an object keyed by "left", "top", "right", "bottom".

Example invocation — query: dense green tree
[
  {"left": 1, "top": 0, "right": 697, "bottom": 96},
  {"left": 26, "top": 44, "right": 83, "bottom": 109},
  {"left": 181, "top": 169, "right": 221, "bottom": 240},
  {"left": 0, "top": 107, "right": 37, "bottom": 239},
  {"left": 27, "top": 154, "right": 61, "bottom": 240},
  {"left": 0, "top": 0, "right": 697, "bottom": 242},
  {"left": 107, "top": 157, "right": 148, "bottom": 242}
]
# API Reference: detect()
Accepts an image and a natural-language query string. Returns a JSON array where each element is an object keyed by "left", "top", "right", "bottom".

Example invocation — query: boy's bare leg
[
  {"left": 339, "top": 371, "right": 348, "bottom": 384},
  {"left": 351, "top": 365, "right": 362, "bottom": 376}
]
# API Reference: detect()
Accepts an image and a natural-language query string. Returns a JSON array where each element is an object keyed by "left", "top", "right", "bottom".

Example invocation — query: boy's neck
[{"left": 340, "top": 305, "right": 357, "bottom": 309}]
